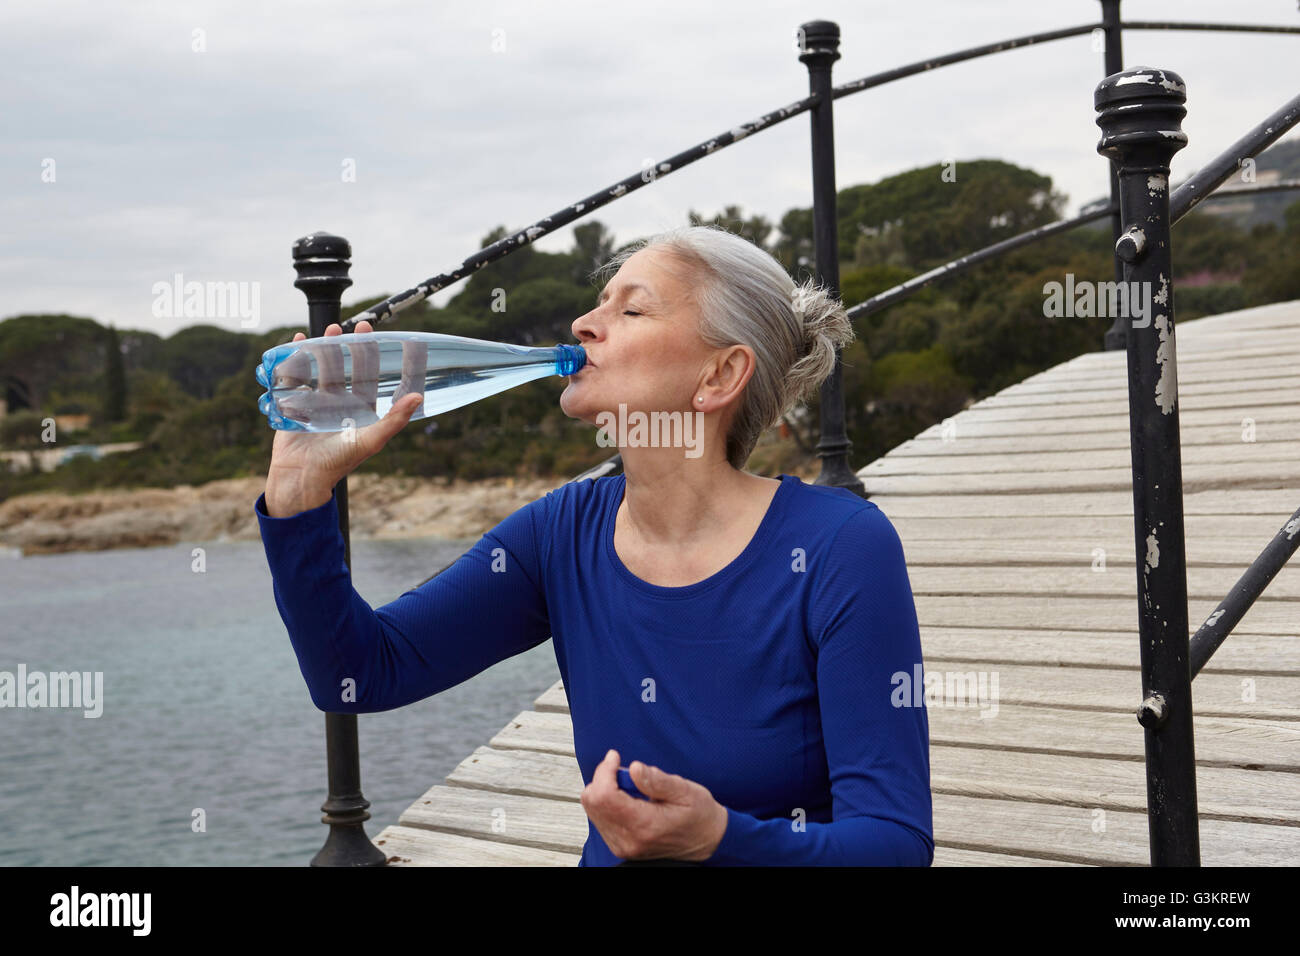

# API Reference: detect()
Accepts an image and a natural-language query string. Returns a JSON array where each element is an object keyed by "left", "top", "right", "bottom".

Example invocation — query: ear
[{"left": 698, "top": 345, "right": 754, "bottom": 409}]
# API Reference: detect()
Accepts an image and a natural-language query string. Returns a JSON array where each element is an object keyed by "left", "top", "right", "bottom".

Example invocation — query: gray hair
[{"left": 592, "top": 223, "right": 856, "bottom": 470}]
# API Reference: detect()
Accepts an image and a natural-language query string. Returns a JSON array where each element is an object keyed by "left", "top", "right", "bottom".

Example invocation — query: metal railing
[{"left": 286, "top": 2, "right": 1300, "bottom": 867}]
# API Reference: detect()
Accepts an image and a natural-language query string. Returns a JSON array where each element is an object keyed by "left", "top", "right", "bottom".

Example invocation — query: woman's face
[{"left": 560, "top": 247, "right": 722, "bottom": 432}]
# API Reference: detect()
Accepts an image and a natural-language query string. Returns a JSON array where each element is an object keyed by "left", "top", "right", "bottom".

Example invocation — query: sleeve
[
  {"left": 253, "top": 486, "right": 553, "bottom": 714},
  {"left": 705, "top": 504, "right": 934, "bottom": 866}
]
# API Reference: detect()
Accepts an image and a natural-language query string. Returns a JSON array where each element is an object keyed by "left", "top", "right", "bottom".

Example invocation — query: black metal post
[
  {"left": 1095, "top": 68, "right": 1199, "bottom": 866},
  {"left": 292, "top": 231, "right": 387, "bottom": 867},
  {"left": 1099, "top": 0, "right": 1128, "bottom": 350},
  {"left": 799, "top": 20, "right": 864, "bottom": 498}
]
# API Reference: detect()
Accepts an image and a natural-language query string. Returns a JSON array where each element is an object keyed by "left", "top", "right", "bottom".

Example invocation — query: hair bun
[
  {"left": 790, "top": 277, "right": 855, "bottom": 354},
  {"left": 778, "top": 277, "right": 856, "bottom": 412}
]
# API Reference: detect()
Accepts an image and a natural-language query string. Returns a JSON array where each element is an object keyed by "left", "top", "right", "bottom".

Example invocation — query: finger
[
  {"left": 397, "top": 393, "right": 423, "bottom": 418},
  {"left": 392, "top": 340, "right": 428, "bottom": 405},
  {"left": 593, "top": 749, "right": 619, "bottom": 788},
  {"left": 379, "top": 393, "right": 421, "bottom": 431},
  {"left": 325, "top": 323, "right": 340, "bottom": 336},
  {"left": 356, "top": 319, "right": 373, "bottom": 333},
  {"left": 293, "top": 332, "right": 305, "bottom": 342}
]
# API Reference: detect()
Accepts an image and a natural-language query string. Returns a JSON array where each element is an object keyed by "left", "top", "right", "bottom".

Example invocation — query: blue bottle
[{"left": 255, "top": 330, "right": 586, "bottom": 432}]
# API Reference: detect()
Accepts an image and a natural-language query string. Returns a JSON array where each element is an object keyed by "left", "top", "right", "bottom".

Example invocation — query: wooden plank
[
  {"left": 489, "top": 711, "right": 577, "bottom": 756},
  {"left": 894, "top": 515, "right": 1289, "bottom": 546},
  {"left": 959, "top": 388, "right": 1300, "bottom": 422},
  {"left": 490, "top": 706, "right": 1300, "bottom": 772},
  {"left": 1178, "top": 304, "right": 1300, "bottom": 330},
  {"left": 900, "top": 659, "right": 1300, "bottom": 720},
  {"left": 915, "top": 627, "right": 1299, "bottom": 675},
  {"left": 1029, "top": 367, "right": 1299, "bottom": 392},
  {"left": 931, "top": 793, "right": 1297, "bottom": 865},
  {"left": 864, "top": 442, "right": 1300, "bottom": 476},
  {"left": 445, "top": 745, "right": 582, "bottom": 801},
  {"left": 904, "top": 563, "right": 1300, "bottom": 602},
  {"left": 1185, "top": 310, "right": 1300, "bottom": 329},
  {"left": 931, "top": 747, "right": 1300, "bottom": 826},
  {"left": 971, "top": 361, "right": 1300, "bottom": 388},
  {"left": 932, "top": 846, "right": 1086, "bottom": 866},
  {"left": 927, "top": 704, "right": 1300, "bottom": 771},
  {"left": 884, "top": 424, "right": 1300, "bottom": 455},
  {"left": 1024, "top": 359, "right": 1300, "bottom": 380},
  {"left": 534, "top": 681, "right": 569, "bottom": 714},
  {"left": 398, "top": 784, "right": 588, "bottom": 854},
  {"left": 1048, "top": 348, "right": 1300, "bottom": 370},
  {"left": 912, "top": 594, "right": 1300, "bottom": 635},
  {"left": 371, "top": 823, "right": 580, "bottom": 866},
  {"left": 1061, "top": 345, "right": 1300, "bottom": 367},
  {"left": 866, "top": 488, "right": 1300, "bottom": 517},
  {"left": 899, "top": 535, "right": 1291, "bottom": 568},
  {"left": 860, "top": 460, "right": 1300, "bottom": 495},
  {"left": 910, "top": 406, "right": 1300, "bottom": 440},
  {"left": 1065, "top": 340, "right": 1300, "bottom": 365},
  {"left": 996, "top": 373, "right": 1300, "bottom": 401}
]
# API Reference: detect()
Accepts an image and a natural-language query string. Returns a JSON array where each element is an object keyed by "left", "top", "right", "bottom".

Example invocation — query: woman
[{"left": 255, "top": 223, "right": 934, "bottom": 866}]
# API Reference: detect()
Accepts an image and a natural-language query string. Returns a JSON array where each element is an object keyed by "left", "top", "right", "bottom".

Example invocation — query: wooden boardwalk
[{"left": 373, "top": 301, "right": 1300, "bottom": 866}]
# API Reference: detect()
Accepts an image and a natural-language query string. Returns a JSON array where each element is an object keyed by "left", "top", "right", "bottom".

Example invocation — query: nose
[{"left": 571, "top": 305, "right": 602, "bottom": 347}]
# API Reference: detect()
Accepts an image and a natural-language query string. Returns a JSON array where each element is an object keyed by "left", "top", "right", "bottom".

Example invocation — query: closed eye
[{"left": 623, "top": 310, "right": 641, "bottom": 316}]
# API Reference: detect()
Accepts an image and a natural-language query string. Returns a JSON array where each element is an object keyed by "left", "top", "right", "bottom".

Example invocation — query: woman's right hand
[{"left": 263, "top": 320, "right": 424, "bottom": 518}]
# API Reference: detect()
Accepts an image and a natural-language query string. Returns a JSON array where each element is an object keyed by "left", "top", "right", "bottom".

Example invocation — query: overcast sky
[{"left": 3, "top": 0, "right": 1298, "bottom": 339}]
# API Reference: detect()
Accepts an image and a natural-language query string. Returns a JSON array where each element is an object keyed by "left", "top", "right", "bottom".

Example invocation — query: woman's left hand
[{"left": 581, "top": 749, "right": 729, "bottom": 863}]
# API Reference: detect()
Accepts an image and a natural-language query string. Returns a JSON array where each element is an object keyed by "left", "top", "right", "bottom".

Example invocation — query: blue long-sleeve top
[{"left": 254, "top": 472, "right": 934, "bottom": 866}]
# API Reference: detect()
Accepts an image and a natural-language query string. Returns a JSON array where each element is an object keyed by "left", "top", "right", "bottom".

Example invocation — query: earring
[{"left": 696, "top": 397, "right": 704, "bottom": 403}]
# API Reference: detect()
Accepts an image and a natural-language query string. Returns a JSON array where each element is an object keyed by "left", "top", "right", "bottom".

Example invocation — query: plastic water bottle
[{"left": 255, "top": 330, "right": 586, "bottom": 432}]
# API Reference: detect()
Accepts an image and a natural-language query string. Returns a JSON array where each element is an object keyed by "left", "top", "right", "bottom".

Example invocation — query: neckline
[{"left": 604, "top": 473, "right": 794, "bottom": 598}]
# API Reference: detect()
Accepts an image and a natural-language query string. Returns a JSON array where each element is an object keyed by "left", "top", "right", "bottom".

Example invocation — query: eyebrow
[{"left": 597, "top": 281, "right": 654, "bottom": 306}]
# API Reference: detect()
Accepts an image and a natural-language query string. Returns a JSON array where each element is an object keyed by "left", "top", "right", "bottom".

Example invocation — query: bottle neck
[{"left": 553, "top": 344, "right": 586, "bottom": 376}]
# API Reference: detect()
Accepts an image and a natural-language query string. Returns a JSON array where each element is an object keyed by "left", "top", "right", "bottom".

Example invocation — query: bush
[{"left": 1175, "top": 283, "right": 1247, "bottom": 320}]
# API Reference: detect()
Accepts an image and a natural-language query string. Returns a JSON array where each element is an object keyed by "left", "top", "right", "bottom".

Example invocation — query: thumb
[
  {"left": 631, "top": 761, "right": 670, "bottom": 798},
  {"left": 355, "top": 393, "right": 421, "bottom": 453}
]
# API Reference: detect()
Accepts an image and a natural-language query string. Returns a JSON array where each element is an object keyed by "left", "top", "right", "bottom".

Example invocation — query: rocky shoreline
[{"left": 0, "top": 473, "right": 568, "bottom": 557}]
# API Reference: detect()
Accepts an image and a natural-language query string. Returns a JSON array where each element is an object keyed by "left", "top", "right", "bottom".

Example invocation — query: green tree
[
  {"left": 771, "top": 207, "right": 815, "bottom": 277},
  {"left": 104, "top": 324, "right": 127, "bottom": 424},
  {"left": 571, "top": 221, "right": 617, "bottom": 283},
  {"left": 687, "top": 205, "right": 774, "bottom": 250},
  {"left": 161, "top": 325, "right": 250, "bottom": 401},
  {"left": 0, "top": 314, "right": 106, "bottom": 412}
]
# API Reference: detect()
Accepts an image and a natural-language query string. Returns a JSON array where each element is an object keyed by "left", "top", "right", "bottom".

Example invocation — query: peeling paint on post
[{"left": 1095, "top": 66, "right": 1200, "bottom": 866}]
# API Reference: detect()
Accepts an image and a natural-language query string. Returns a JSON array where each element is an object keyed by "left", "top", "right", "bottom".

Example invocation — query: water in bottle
[{"left": 255, "top": 330, "right": 586, "bottom": 432}]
